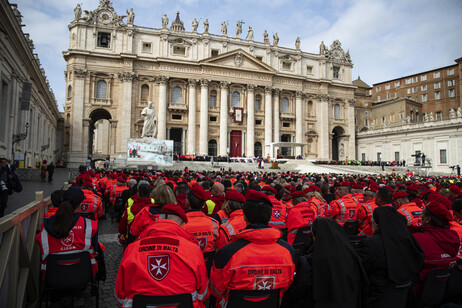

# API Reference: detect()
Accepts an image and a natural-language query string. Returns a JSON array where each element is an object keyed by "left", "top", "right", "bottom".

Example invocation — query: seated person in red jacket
[
  {"left": 210, "top": 190, "right": 295, "bottom": 308},
  {"left": 412, "top": 192, "right": 459, "bottom": 288},
  {"left": 116, "top": 203, "right": 208, "bottom": 308}
]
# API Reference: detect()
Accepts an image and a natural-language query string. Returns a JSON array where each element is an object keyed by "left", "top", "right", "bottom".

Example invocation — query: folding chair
[
  {"left": 132, "top": 293, "right": 193, "bottom": 308},
  {"left": 227, "top": 289, "right": 280, "bottom": 308},
  {"left": 415, "top": 268, "right": 451, "bottom": 307},
  {"left": 41, "top": 251, "right": 99, "bottom": 308},
  {"left": 445, "top": 265, "right": 462, "bottom": 303}
]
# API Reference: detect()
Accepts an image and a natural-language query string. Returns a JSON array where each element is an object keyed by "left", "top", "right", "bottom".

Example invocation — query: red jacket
[
  {"left": 210, "top": 226, "right": 295, "bottom": 308},
  {"left": 326, "top": 194, "right": 358, "bottom": 225},
  {"left": 286, "top": 201, "right": 315, "bottom": 244},
  {"left": 80, "top": 188, "right": 103, "bottom": 220},
  {"left": 268, "top": 195, "right": 287, "bottom": 230},
  {"left": 412, "top": 226, "right": 459, "bottom": 286},
  {"left": 115, "top": 220, "right": 208, "bottom": 308},
  {"left": 131, "top": 205, "right": 163, "bottom": 238},
  {"left": 36, "top": 215, "right": 98, "bottom": 279},
  {"left": 183, "top": 210, "right": 220, "bottom": 253},
  {"left": 397, "top": 202, "right": 423, "bottom": 227},
  {"left": 307, "top": 196, "right": 327, "bottom": 217},
  {"left": 216, "top": 209, "right": 247, "bottom": 250}
]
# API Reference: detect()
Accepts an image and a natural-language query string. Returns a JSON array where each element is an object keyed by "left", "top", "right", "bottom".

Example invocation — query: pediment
[{"left": 201, "top": 49, "right": 275, "bottom": 73}]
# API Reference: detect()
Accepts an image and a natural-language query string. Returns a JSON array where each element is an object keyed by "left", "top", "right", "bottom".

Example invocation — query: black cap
[{"left": 62, "top": 186, "right": 85, "bottom": 207}]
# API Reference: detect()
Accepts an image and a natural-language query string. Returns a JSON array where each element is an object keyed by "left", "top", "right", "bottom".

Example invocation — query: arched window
[
  {"left": 210, "top": 90, "right": 217, "bottom": 108},
  {"left": 141, "top": 84, "right": 149, "bottom": 102},
  {"left": 96, "top": 80, "right": 107, "bottom": 99},
  {"left": 255, "top": 94, "right": 262, "bottom": 111},
  {"left": 171, "top": 86, "right": 182, "bottom": 104},
  {"left": 334, "top": 104, "right": 340, "bottom": 119},
  {"left": 254, "top": 142, "right": 262, "bottom": 158},
  {"left": 208, "top": 139, "right": 217, "bottom": 156},
  {"left": 67, "top": 85, "right": 72, "bottom": 98},
  {"left": 282, "top": 97, "right": 289, "bottom": 113},
  {"left": 232, "top": 91, "right": 240, "bottom": 107}
]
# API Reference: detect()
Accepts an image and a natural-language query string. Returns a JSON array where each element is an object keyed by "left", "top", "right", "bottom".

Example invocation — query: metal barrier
[
  {"left": 68, "top": 169, "right": 80, "bottom": 182},
  {"left": 0, "top": 191, "right": 49, "bottom": 308},
  {"left": 14, "top": 169, "right": 42, "bottom": 181}
]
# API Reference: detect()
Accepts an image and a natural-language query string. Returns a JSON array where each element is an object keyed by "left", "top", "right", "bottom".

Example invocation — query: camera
[{"left": 449, "top": 166, "right": 455, "bottom": 170}]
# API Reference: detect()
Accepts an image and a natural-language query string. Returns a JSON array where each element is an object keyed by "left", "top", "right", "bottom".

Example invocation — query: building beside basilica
[
  {"left": 63, "top": 0, "right": 356, "bottom": 166},
  {"left": 0, "top": 1, "right": 62, "bottom": 167}
]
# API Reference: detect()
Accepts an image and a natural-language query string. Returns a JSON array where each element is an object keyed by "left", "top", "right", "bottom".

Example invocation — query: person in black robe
[
  {"left": 47, "top": 162, "right": 55, "bottom": 182},
  {"left": 358, "top": 206, "right": 424, "bottom": 308},
  {"left": 283, "top": 217, "right": 367, "bottom": 308}
]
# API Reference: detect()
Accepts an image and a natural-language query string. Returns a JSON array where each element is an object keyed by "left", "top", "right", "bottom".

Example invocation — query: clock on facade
[
  {"left": 333, "top": 49, "right": 341, "bottom": 60},
  {"left": 98, "top": 11, "right": 112, "bottom": 23}
]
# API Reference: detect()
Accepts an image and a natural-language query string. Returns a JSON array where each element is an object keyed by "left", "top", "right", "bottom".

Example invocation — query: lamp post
[{"left": 12, "top": 122, "right": 29, "bottom": 162}]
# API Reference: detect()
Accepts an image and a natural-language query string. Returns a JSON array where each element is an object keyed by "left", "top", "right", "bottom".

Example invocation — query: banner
[{"left": 127, "top": 138, "right": 173, "bottom": 166}]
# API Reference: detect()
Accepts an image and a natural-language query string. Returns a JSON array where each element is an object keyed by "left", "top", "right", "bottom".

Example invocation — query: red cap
[
  {"left": 366, "top": 185, "right": 379, "bottom": 193},
  {"left": 284, "top": 185, "right": 296, "bottom": 193},
  {"left": 406, "top": 184, "right": 418, "bottom": 192},
  {"left": 427, "top": 193, "right": 453, "bottom": 222},
  {"left": 450, "top": 186, "right": 461, "bottom": 194},
  {"left": 428, "top": 192, "right": 452, "bottom": 210},
  {"left": 110, "top": 173, "right": 118, "bottom": 179},
  {"left": 190, "top": 184, "right": 209, "bottom": 201},
  {"left": 161, "top": 203, "right": 188, "bottom": 223},
  {"left": 225, "top": 190, "right": 246, "bottom": 203},
  {"left": 42, "top": 160, "right": 47, "bottom": 164},
  {"left": 262, "top": 186, "right": 277, "bottom": 195},
  {"left": 351, "top": 183, "right": 364, "bottom": 190},
  {"left": 311, "top": 185, "right": 321, "bottom": 192},
  {"left": 420, "top": 189, "right": 433, "bottom": 199},
  {"left": 383, "top": 186, "right": 394, "bottom": 192},
  {"left": 82, "top": 181, "right": 93, "bottom": 187},
  {"left": 292, "top": 191, "right": 306, "bottom": 198},
  {"left": 117, "top": 176, "right": 126, "bottom": 183},
  {"left": 393, "top": 191, "right": 409, "bottom": 201},
  {"left": 245, "top": 190, "right": 271, "bottom": 205},
  {"left": 338, "top": 181, "right": 351, "bottom": 187}
]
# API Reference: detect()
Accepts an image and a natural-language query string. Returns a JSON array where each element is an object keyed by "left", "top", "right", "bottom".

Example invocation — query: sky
[{"left": 14, "top": 0, "right": 462, "bottom": 111}]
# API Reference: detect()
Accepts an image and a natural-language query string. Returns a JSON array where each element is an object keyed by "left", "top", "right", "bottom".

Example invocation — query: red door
[{"left": 230, "top": 131, "right": 242, "bottom": 157}]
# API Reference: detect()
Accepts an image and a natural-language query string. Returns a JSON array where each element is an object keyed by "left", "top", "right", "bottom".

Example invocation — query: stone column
[
  {"left": 246, "top": 84, "right": 255, "bottom": 157},
  {"left": 118, "top": 72, "right": 135, "bottom": 154},
  {"left": 264, "top": 87, "right": 273, "bottom": 153},
  {"left": 219, "top": 81, "right": 230, "bottom": 156},
  {"left": 316, "top": 94, "right": 330, "bottom": 160},
  {"left": 295, "top": 91, "right": 304, "bottom": 156},
  {"left": 182, "top": 128, "right": 186, "bottom": 155},
  {"left": 157, "top": 76, "right": 168, "bottom": 140},
  {"left": 347, "top": 99, "right": 356, "bottom": 160},
  {"left": 71, "top": 69, "right": 87, "bottom": 161},
  {"left": 199, "top": 79, "right": 209, "bottom": 155},
  {"left": 109, "top": 120, "right": 118, "bottom": 155},
  {"left": 187, "top": 79, "right": 197, "bottom": 154},
  {"left": 82, "top": 118, "right": 91, "bottom": 156},
  {"left": 273, "top": 89, "right": 280, "bottom": 143}
]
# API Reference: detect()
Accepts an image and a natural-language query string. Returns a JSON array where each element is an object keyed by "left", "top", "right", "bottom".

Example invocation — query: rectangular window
[
  {"left": 172, "top": 114, "right": 182, "bottom": 120},
  {"left": 173, "top": 46, "right": 186, "bottom": 55},
  {"left": 385, "top": 85, "right": 390, "bottom": 90},
  {"left": 435, "top": 91, "right": 441, "bottom": 99},
  {"left": 395, "top": 81, "right": 400, "bottom": 87},
  {"left": 282, "top": 122, "right": 290, "bottom": 128},
  {"left": 395, "top": 152, "right": 400, "bottom": 162},
  {"left": 364, "top": 103, "right": 368, "bottom": 107},
  {"left": 211, "top": 49, "right": 219, "bottom": 57},
  {"left": 412, "top": 77, "right": 418, "bottom": 83},
  {"left": 306, "top": 65, "right": 313, "bottom": 75},
  {"left": 436, "top": 111, "right": 442, "bottom": 120},
  {"left": 333, "top": 66, "right": 340, "bottom": 79},
  {"left": 364, "top": 119, "right": 368, "bottom": 126},
  {"left": 256, "top": 56, "right": 263, "bottom": 61},
  {"left": 387, "top": 93, "right": 391, "bottom": 99},
  {"left": 209, "top": 116, "right": 217, "bottom": 122},
  {"left": 282, "top": 62, "right": 292, "bottom": 70},
  {"left": 440, "top": 149, "right": 447, "bottom": 164},
  {"left": 394, "top": 92, "right": 397, "bottom": 98},
  {"left": 412, "top": 87, "right": 418, "bottom": 93},
  {"left": 377, "top": 152, "right": 382, "bottom": 162},
  {"left": 448, "top": 89, "right": 455, "bottom": 97},
  {"left": 255, "top": 119, "right": 262, "bottom": 125},
  {"left": 376, "top": 86, "right": 381, "bottom": 92},
  {"left": 97, "top": 32, "right": 111, "bottom": 48},
  {"left": 434, "top": 82, "right": 441, "bottom": 89},
  {"left": 421, "top": 93, "right": 427, "bottom": 102},
  {"left": 433, "top": 72, "right": 440, "bottom": 78},
  {"left": 421, "top": 85, "right": 427, "bottom": 91},
  {"left": 209, "top": 95, "right": 216, "bottom": 107},
  {"left": 377, "top": 95, "right": 381, "bottom": 102},
  {"left": 448, "top": 80, "right": 455, "bottom": 86},
  {"left": 405, "top": 78, "right": 411, "bottom": 84},
  {"left": 407, "top": 89, "right": 411, "bottom": 94},
  {"left": 142, "top": 42, "right": 152, "bottom": 53},
  {"left": 421, "top": 75, "right": 427, "bottom": 81},
  {"left": 448, "top": 68, "right": 454, "bottom": 75},
  {"left": 361, "top": 153, "right": 366, "bottom": 161}
]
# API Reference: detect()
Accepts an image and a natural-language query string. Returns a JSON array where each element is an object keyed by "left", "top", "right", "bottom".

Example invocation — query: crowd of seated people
[{"left": 36, "top": 167, "right": 462, "bottom": 307}]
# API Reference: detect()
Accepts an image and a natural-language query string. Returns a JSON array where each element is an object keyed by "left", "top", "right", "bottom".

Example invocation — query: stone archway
[
  {"left": 332, "top": 126, "right": 345, "bottom": 161},
  {"left": 88, "top": 108, "right": 112, "bottom": 159}
]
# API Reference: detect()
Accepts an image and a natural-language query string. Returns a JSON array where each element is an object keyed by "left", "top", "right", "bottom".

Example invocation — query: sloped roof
[{"left": 353, "top": 77, "right": 372, "bottom": 89}]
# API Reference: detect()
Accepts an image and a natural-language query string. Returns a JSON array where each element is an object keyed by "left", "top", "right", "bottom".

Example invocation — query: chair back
[
  {"left": 45, "top": 251, "right": 93, "bottom": 290},
  {"left": 227, "top": 289, "right": 280, "bottom": 308},
  {"left": 374, "top": 281, "right": 411, "bottom": 308},
  {"left": 132, "top": 293, "right": 193, "bottom": 308},
  {"left": 292, "top": 226, "right": 313, "bottom": 264},
  {"left": 446, "top": 265, "right": 462, "bottom": 299},
  {"left": 416, "top": 268, "right": 451, "bottom": 307}
]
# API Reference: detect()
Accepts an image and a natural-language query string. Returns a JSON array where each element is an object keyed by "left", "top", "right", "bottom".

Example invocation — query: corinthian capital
[
  {"left": 220, "top": 81, "right": 230, "bottom": 90},
  {"left": 188, "top": 79, "right": 198, "bottom": 87},
  {"left": 264, "top": 86, "right": 273, "bottom": 94},
  {"left": 200, "top": 79, "right": 210, "bottom": 87},
  {"left": 156, "top": 75, "right": 169, "bottom": 84},
  {"left": 118, "top": 72, "right": 137, "bottom": 82},
  {"left": 73, "top": 68, "right": 88, "bottom": 78},
  {"left": 247, "top": 84, "right": 255, "bottom": 92},
  {"left": 296, "top": 91, "right": 304, "bottom": 99}
]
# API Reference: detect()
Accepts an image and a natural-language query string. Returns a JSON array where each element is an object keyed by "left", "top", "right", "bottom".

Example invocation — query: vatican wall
[
  {"left": 356, "top": 117, "right": 462, "bottom": 172},
  {"left": 63, "top": 1, "right": 356, "bottom": 166},
  {"left": 0, "top": 2, "right": 62, "bottom": 167}
]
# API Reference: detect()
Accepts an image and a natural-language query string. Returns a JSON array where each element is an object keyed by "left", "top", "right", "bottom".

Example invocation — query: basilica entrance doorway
[
  {"left": 89, "top": 108, "right": 112, "bottom": 160},
  {"left": 332, "top": 126, "right": 345, "bottom": 161},
  {"left": 230, "top": 130, "right": 242, "bottom": 157},
  {"left": 169, "top": 128, "right": 183, "bottom": 155}
]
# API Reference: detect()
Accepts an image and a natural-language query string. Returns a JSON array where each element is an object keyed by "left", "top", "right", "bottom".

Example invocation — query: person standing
[
  {"left": 0, "top": 158, "right": 11, "bottom": 217},
  {"left": 40, "top": 160, "right": 47, "bottom": 182},
  {"left": 47, "top": 162, "right": 55, "bottom": 182}
]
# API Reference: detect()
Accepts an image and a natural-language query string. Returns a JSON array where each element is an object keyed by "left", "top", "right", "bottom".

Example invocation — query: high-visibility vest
[
  {"left": 397, "top": 202, "right": 423, "bottom": 226},
  {"left": 183, "top": 211, "right": 220, "bottom": 253},
  {"left": 268, "top": 195, "right": 287, "bottom": 230}
]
